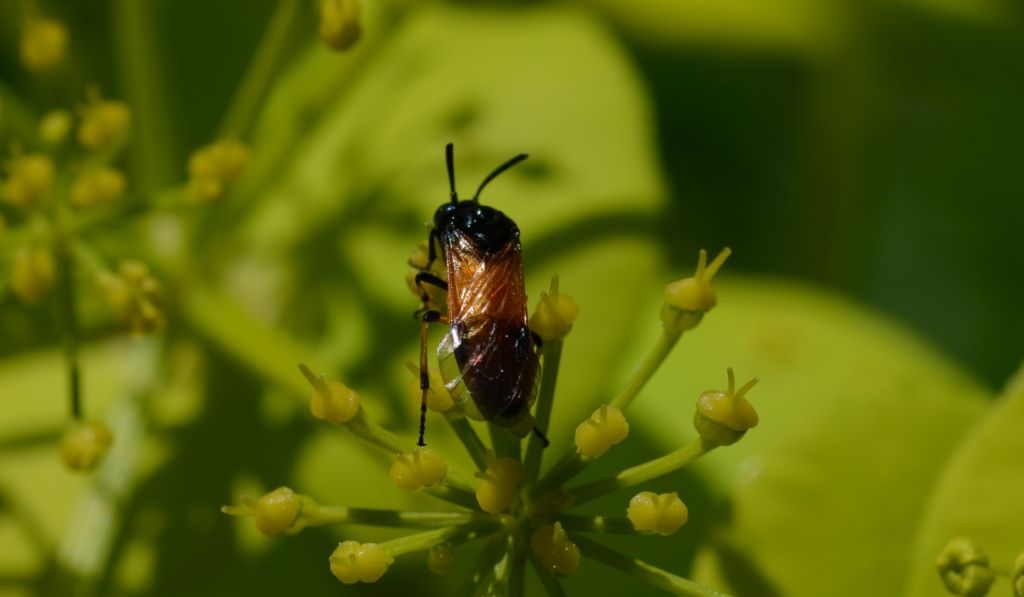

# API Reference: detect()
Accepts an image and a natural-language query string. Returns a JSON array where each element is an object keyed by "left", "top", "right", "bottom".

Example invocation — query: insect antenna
[
  {"left": 531, "top": 425, "right": 550, "bottom": 447},
  {"left": 446, "top": 142, "right": 458, "bottom": 204},
  {"left": 472, "top": 152, "right": 528, "bottom": 202}
]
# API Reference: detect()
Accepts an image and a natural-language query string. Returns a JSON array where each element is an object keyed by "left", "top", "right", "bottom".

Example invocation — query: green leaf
[
  {"left": 903, "top": 366, "right": 1024, "bottom": 597},
  {"left": 619, "top": 276, "right": 990, "bottom": 597}
]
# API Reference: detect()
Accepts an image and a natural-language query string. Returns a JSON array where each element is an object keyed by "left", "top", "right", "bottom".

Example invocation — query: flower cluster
[
  {"left": 937, "top": 538, "right": 1024, "bottom": 597},
  {"left": 225, "top": 248, "right": 760, "bottom": 594}
]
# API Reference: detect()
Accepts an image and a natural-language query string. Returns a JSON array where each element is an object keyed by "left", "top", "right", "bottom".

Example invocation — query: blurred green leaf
[
  {"left": 619, "top": 276, "right": 990, "bottom": 597},
  {"left": 903, "top": 366, "right": 1024, "bottom": 597}
]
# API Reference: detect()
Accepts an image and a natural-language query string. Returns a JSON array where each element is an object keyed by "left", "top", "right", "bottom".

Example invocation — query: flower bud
[
  {"left": 59, "top": 421, "right": 113, "bottom": 472},
  {"left": 39, "top": 109, "right": 73, "bottom": 145},
  {"left": 627, "top": 491, "right": 688, "bottom": 535},
  {"left": 530, "top": 275, "right": 578, "bottom": 343},
  {"left": 10, "top": 244, "right": 56, "bottom": 304},
  {"left": 693, "top": 368, "right": 759, "bottom": 447},
  {"left": 661, "top": 247, "right": 730, "bottom": 334},
  {"left": 390, "top": 446, "right": 448, "bottom": 491},
  {"left": 574, "top": 404, "right": 629, "bottom": 458},
  {"left": 186, "top": 139, "right": 250, "bottom": 202},
  {"left": 2, "top": 153, "right": 55, "bottom": 207},
  {"left": 475, "top": 451, "right": 522, "bottom": 514},
  {"left": 20, "top": 18, "right": 68, "bottom": 72},
  {"left": 221, "top": 486, "right": 309, "bottom": 537},
  {"left": 427, "top": 543, "right": 455, "bottom": 576},
  {"left": 936, "top": 538, "right": 995, "bottom": 597},
  {"left": 97, "top": 260, "right": 165, "bottom": 334},
  {"left": 1012, "top": 551, "right": 1024, "bottom": 597},
  {"left": 78, "top": 96, "right": 131, "bottom": 152},
  {"left": 531, "top": 523, "right": 580, "bottom": 576},
  {"left": 319, "top": 0, "right": 361, "bottom": 51},
  {"left": 71, "top": 167, "right": 126, "bottom": 207},
  {"left": 330, "top": 541, "right": 392, "bottom": 584},
  {"left": 310, "top": 380, "right": 360, "bottom": 424}
]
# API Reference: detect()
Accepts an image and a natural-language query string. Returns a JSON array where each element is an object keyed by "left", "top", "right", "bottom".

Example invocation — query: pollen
[
  {"left": 627, "top": 491, "right": 688, "bottom": 536},
  {"left": 186, "top": 138, "right": 250, "bottom": 202},
  {"left": 19, "top": 17, "right": 68, "bottom": 73},
  {"left": 694, "top": 368, "right": 760, "bottom": 447},
  {"left": 329, "top": 541, "right": 392, "bottom": 584},
  {"left": 390, "top": 447, "right": 448, "bottom": 491},
  {"left": 221, "top": 486, "right": 302, "bottom": 537},
  {"left": 531, "top": 522, "right": 580, "bottom": 576},
  {"left": 2, "top": 153, "right": 55, "bottom": 207},
  {"left": 427, "top": 543, "right": 455, "bottom": 576},
  {"left": 10, "top": 244, "right": 56, "bottom": 304},
  {"left": 475, "top": 451, "right": 522, "bottom": 514},
  {"left": 59, "top": 421, "right": 114, "bottom": 472},
  {"left": 574, "top": 404, "right": 629, "bottom": 458},
  {"left": 71, "top": 167, "right": 126, "bottom": 208}
]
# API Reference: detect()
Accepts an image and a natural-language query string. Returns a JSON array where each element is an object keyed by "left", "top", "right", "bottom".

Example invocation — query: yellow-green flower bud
[
  {"left": 221, "top": 486, "right": 307, "bottom": 537},
  {"left": 405, "top": 361, "right": 453, "bottom": 412},
  {"left": 39, "top": 109, "right": 73, "bottom": 145},
  {"left": 1012, "top": 551, "right": 1024, "bottom": 597},
  {"left": 427, "top": 543, "right": 455, "bottom": 576},
  {"left": 627, "top": 491, "right": 688, "bottom": 535},
  {"left": 531, "top": 522, "right": 580, "bottom": 576},
  {"left": 310, "top": 380, "right": 360, "bottom": 425},
  {"left": 10, "top": 244, "right": 56, "bottom": 304},
  {"left": 2, "top": 153, "right": 54, "bottom": 207},
  {"left": 20, "top": 18, "right": 68, "bottom": 73},
  {"left": 529, "top": 274, "right": 578, "bottom": 343},
  {"left": 59, "top": 421, "right": 113, "bottom": 472},
  {"left": 574, "top": 404, "right": 629, "bottom": 458},
  {"left": 661, "top": 247, "right": 730, "bottom": 334},
  {"left": 78, "top": 97, "right": 131, "bottom": 152},
  {"left": 186, "top": 138, "right": 250, "bottom": 202},
  {"left": 319, "top": 0, "right": 361, "bottom": 51},
  {"left": 694, "top": 368, "right": 759, "bottom": 447},
  {"left": 475, "top": 451, "right": 522, "bottom": 514},
  {"left": 97, "top": 260, "right": 165, "bottom": 334},
  {"left": 71, "top": 167, "right": 126, "bottom": 207},
  {"left": 936, "top": 538, "right": 995, "bottom": 597},
  {"left": 330, "top": 541, "right": 392, "bottom": 584},
  {"left": 390, "top": 447, "right": 448, "bottom": 491}
]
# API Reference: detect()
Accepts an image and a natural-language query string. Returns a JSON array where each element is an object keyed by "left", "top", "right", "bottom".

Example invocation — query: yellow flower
[
  {"left": 2, "top": 154, "right": 55, "bottom": 207},
  {"left": 661, "top": 247, "right": 730, "bottom": 333},
  {"left": 529, "top": 275, "right": 579, "bottom": 343},
  {"left": 10, "top": 244, "right": 56, "bottom": 304},
  {"left": 427, "top": 543, "right": 455, "bottom": 575},
  {"left": 71, "top": 167, "right": 126, "bottom": 207},
  {"left": 221, "top": 486, "right": 305, "bottom": 537},
  {"left": 60, "top": 421, "right": 113, "bottom": 472},
  {"left": 694, "top": 368, "right": 759, "bottom": 447},
  {"left": 531, "top": 522, "right": 580, "bottom": 575},
  {"left": 97, "top": 260, "right": 165, "bottom": 334},
  {"left": 330, "top": 541, "right": 392, "bottom": 584},
  {"left": 627, "top": 491, "right": 688, "bottom": 536},
  {"left": 186, "top": 139, "right": 250, "bottom": 202},
  {"left": 78, "top": 96, "right": 132, "bottom": 152},
  {"left": 475, "top": 451, "right": 522, "bottom": 514},
  {"left": 319, "top": 0, "right": 361, "bottom": 51},
  {"left": 39, "top": 109, "right": 73, "bottom": 145},
  {"left": 390, "top": 447, "right": 448, "bottom": 492},
  {"left": 20, "top": 18, "right": 68, "bottom": 72},
  {"left": 574, "top": 404, "right": 629, "bottom": 458}
]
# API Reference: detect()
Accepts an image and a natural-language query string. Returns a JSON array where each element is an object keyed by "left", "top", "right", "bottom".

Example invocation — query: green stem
[
  {"left": 55, "top": 240, "right": 82, "bottom": 420},
  {"left": 610, "top": 329, "right": 682, "bottom": 411},
  {"left": 529, "top": 554, "right": 568, "bottom": 597},
  {"left": 569, "top": 439, "right": 711, "bottom": 506},
  {"left": 524, "top": 340, "right": 563, "bottom": 485},
  {"left": 574, "top": 535, "right": 732, "bottom": 597},
  {"left": 457, "top": 533, "right": 510, "bottom": 596},
  {"left": 489, "top": 421, "right": 521, "bottom": 461},
  {"left": 446, "top": 414, "right": 489, "bottom": 471},
  {"left": 423, "top": 483, "right": 481, "bottom": 512},
  {"left": 558, "top": 514, "right": 636, "bottom": 534},
  {"left": 381, "top": 522, "right": 499, "bottom": 558},
  {"left": 218, "top": 0, "right": 303, "bottom": 138},
  {"left": 302, "top": 507, "right": 480, "bottom": 529},
  {"left": 509, "top": 531, "right": 526, "bottom": 597},
  {"left": 529, "top": 451, "right": 591, "bottom": 501}
]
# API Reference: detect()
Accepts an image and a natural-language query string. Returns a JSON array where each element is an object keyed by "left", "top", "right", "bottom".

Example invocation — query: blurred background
[{"left": 1, "top": 0, "right": 1022, "bottom": 596}]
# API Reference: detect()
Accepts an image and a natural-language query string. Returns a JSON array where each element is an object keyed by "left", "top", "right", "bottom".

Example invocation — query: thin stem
[
  {"left": 509, "top": 531, "right": 526, "bottom": 597},
  {"left": 301, "top": 507, "right": 479, "bottom": 529},
  {"left": 381, "top": 522, "right": 499, "bottom": 558},
  {"left": 529, "top": 451, "right": 591, "bottom": 501},
  {"left": 218, "top": 0, "right": 303, "bottom": 138},
  {"left": 569, "top": 439, "right": 711, "bottom": 506},
  {"left": 524, "top": 340, "right": 564, "bottom": 485},
  {"left": 489, "top": 422, "right": 521, "bottom": 461},
  {"left": 558, "top": 514, "right": 636, "bottom": 534},
  {"left": 446, "top": 414, "right": 489, "bottom": 471},
  {"left": 457, "top": 533, "right": 510, "bottom": 596},
  {"left": 529, "top": 554, "right": 568, "bottom": 597},
  {"left": 55, "top": 240, "right": 82, "bottom": 420},
  {"left": 574, "top": 535, "right": 732, "bottom": 597},
  {"left": 422, "top": 483, "right": 481, "bottom": 512},
  {"left": 610, "top": 329, "right": 682, "bottom": 411}
]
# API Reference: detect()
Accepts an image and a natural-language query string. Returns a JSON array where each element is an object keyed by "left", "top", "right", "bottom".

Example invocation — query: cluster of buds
[
  {"left": 77, "top": 92, "right": 132, "bottom": 152},
  {"left": 71, "top": 166, "right": 126, "bottom": 208},
  {"left": 2, "top": 153, "right": 55, "bottom": 208},
  {"left": 97, "top": 260, "right": 166, "bottom": 335},
  {"left": 936, "top": 538, "right": 1024, "bottom": 597},
  {"left": 9, "top": 244, "right": 56, "bottom": 304},
  {"left": 186, "top": 139, "right": 250, "bottom": 202},
  {"left": 221, "top": 248, "right": 761, "bottom": 594}
]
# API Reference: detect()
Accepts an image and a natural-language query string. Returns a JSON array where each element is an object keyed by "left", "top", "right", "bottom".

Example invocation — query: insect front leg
[
  {"left": 414, "top": 271, "right": 448, "bottom": 310},
  {"left": 418, "top": 310, "right": 449, "bottom": 446}
]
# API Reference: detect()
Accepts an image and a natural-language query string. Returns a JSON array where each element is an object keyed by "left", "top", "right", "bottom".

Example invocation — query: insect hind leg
[{"left": 418, "top": 310, "right": 447, "bottom": 446}]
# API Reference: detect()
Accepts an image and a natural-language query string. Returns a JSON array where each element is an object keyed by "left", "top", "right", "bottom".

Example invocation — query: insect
[{"left": 412, "top": 143, "right": 546, "bottom": 448}]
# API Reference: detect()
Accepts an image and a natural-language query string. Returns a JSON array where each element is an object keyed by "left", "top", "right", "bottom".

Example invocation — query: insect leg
[
  {"left": 531, "top": 425, "right": 550, "bottom": 447},
  {"left": 418, "top": 310, "right": 448, "bottom": 446},
  {"left": 424, "top": 228, "right": 442, "bottom": 270},
  {"left": 415, "top": 271, "right": 448, "bottom": 303},
  {"left": 531, "top": 331, "right": 543, "bottom": 351}
]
